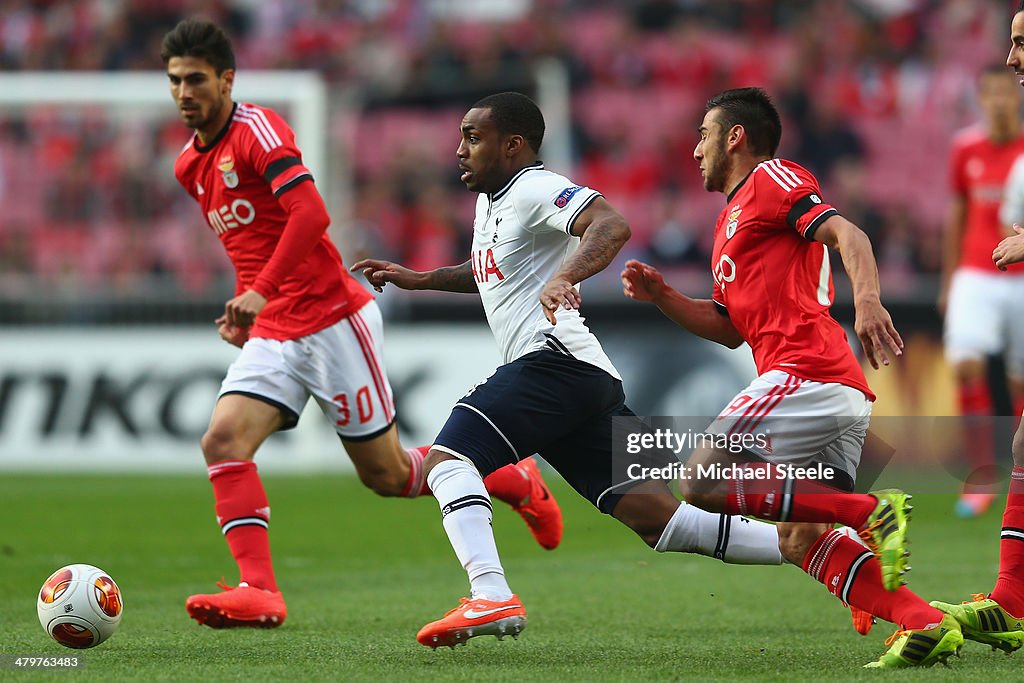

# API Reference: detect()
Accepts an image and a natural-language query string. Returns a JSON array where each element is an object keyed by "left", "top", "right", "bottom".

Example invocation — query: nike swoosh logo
[
  {"left": 540, "top": 486, "right": 550, "bottom": 501},
  {"left": 464, "top": 604, "right": 521, "bottom": 619}
]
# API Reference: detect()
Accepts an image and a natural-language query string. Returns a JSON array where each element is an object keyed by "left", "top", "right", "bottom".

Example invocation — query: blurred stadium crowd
[{"left": 0, "top": 0, "right": 1013, "bottom": 301}]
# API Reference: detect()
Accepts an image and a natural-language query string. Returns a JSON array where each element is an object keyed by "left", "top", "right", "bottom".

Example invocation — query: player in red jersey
[
  {"left": 928, "top": 6, "right": 1024, "bottom": 655},
  {"left": 941, "top": 64, "right": 1024, "bottom": 518},
  {"left": 622, "top": 88, "right": 963, "bottom": 668},
  {"left": 160, "top": 18, "right": 561, "bottom": 629}
]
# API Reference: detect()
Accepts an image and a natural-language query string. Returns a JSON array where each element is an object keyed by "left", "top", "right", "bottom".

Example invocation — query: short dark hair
[
  {"left": 471, "top": 92, "right": 545, "bottom": 154},
  {"left": 161, "top": 18, "right": 236, "bottom": 74},
  {"left": 705, "top": 87, "right": 782, "bottom": 158}
]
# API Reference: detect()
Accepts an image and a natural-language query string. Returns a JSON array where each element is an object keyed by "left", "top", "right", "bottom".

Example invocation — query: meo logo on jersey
[
  {"left": 713, "top": 253, "right": 737, "bottom": 290},
  {"left": 207, "top": 199, "right": 256, "bottom": 235}
]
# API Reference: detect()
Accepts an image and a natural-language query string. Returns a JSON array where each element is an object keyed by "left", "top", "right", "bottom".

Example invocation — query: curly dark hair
[
  {"left": 471, "top": 92, "right": 545, "bottom": 154},
  {"left": 160, "top": 17, "right": 235, "bottom": 75}
]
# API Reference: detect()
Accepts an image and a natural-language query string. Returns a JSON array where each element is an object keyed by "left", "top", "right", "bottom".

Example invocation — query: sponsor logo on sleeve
[{"left": 554, "top": 185, "right": 583, "bottom": 208}]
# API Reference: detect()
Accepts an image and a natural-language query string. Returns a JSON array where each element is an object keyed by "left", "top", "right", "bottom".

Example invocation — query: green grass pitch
[{"left": 0, "top": 472, "right": 1019, "bottom": 681}]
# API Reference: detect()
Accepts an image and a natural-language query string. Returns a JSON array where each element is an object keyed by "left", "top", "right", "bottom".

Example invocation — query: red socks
[
  {"left": 724, "top": 462, "right": 876, "bottom": 527},
  {"left": 958, "top": 378, "right": 997, "bottom": 491},
  {"left": 990, "top": 466, "right": 1024, "bottom": 617},
  {"left": 803, "top": 529, "right": 942, "bottom": 630},
  {"left": 401, "top": 445, "right": 432, "bottom": 497},
  {"left": 208, "top": 460, "right": 277, "bottom": 592},
  {"left": 402, "top": 445, "right": 532, "bottom": 506}
]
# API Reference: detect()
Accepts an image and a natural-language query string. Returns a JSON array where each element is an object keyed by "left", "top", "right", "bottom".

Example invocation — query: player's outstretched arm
[
  {"left": 814, "top": 215, "right": 904, "bottom": 369},
  {"left": 994, "top": 224, "right": 1024, "bottom": 270},
  {"left": 540, "top": 198, "right": 630, "bottom": 324},
  {"left": 350, "top": 259, "right": 478, "bottom": 294},
  {"left": 621, "top": 259, "right": 743, "bottom": 348}
]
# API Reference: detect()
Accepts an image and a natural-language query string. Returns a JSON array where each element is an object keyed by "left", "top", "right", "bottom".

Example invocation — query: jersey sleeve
[
  {"left": 235, "top": 104, "right": 313, "bottom": 197},
  {"left": 1001, "top": 155, "right": 1024, "bottom": 227},
  {"left": 711, "top": 277, "right": 728, "bottom": 315},
  {"left": 511, "top": 174, "right": 602, "bottom": 235},
  {"left": 755, "top": 160, "right": 838, "bottom": 241}
]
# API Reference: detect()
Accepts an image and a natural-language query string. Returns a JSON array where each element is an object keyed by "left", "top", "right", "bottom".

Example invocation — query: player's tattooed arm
[
  {"left": 541, "top": 198, "right": 630, "bottom": 324},
  {"left": 814, "top": 214, "right": 904, "bottom": 369},
  {"left": 425, "top": 261, "right": 478, "bottom": 293},
  {"left": 350, "top": 259, "right": 477, "bottom": 294},
  {"left": 621, "top": 260, "right": 744, "bottom": 348}
]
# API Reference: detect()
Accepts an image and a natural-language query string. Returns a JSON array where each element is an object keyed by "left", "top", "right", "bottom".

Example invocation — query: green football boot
[
  {"left": 864, "top": 613, "right": 963, "bottom": 668},
  {"left": 931, "top": 594, "right": 1024, "bottom": 654},
  {"left": 859, "top": 489, "right": 912, "bottom": 591}
]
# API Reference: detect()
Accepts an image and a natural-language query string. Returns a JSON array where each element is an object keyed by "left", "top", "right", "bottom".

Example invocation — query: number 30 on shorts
[{"left": 333, "top": 386, "right": 374, "bottom": 427}]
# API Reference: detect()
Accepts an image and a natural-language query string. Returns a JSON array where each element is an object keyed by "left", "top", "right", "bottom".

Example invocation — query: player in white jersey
[{"left": 353, "top": 92, "right": 814, "bottom": 648}]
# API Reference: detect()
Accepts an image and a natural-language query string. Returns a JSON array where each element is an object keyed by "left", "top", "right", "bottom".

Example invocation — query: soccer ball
[{"left": 37, "top": 564, "right": 122, "bottom": 648}]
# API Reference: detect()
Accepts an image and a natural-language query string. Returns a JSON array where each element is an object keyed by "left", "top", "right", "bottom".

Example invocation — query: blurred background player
[
  {"left": 161, "top": 18, "right": 561, "bottom": 629},
  {"left": 622, "top": 87, "right": 961, "bottom": 668},
  {"left": 354, "top": 91, "right": 799, "bottom": 649},
  {"left": 930, "top": 6, "right": 1024, "bottom": 655},
  {"left": 941, "top": 64, "right": 1024, "bottom": 518}
]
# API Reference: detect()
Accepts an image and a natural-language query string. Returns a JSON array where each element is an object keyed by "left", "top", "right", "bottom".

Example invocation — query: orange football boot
[
  {"left": 186, "top": 581, "right": 286, "bottom": 628},
  {"left": 513, "top": 458, "right": 563, "bottom": 550},
  {"left": 417, "top": 595, "right": 526, "bottom": 648}
]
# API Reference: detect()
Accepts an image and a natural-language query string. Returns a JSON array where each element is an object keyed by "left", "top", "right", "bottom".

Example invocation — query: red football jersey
[
  {"left": 710, "top": 159, "right": 874, "bottom": 400},
  {"left": 949, "top": 125, "right": 1024, "bottom": 273},
  {"left": 174, "top": 102, "right": 370, "bottom": 340}
]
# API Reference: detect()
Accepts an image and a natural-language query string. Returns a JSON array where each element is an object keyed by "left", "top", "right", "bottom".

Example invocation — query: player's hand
[
  {"left": 540, "top": 276, "right": 581, "bottom": 325},
  {"left": 854, "top": 299, "right": 904, "bottom": 369},
  {"left": 621, "top": 259, "right": 666, "bottom": 303},
  {"left": 215, "top": 316, "right": 249, "bottom": 348},
  {"left": 223, "top": 289, "right": 267, "bottom": 329},
  {"left": 993, "top": 224, "right": 1024, "bottom": 271},
  {"left": 350, "top": 258, "right": 424, "bottom": 292}
]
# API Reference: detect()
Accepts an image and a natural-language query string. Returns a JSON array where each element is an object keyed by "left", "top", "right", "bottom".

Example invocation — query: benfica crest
[{"left": 218, "top": 155, "right": 238, "bottom": 189}]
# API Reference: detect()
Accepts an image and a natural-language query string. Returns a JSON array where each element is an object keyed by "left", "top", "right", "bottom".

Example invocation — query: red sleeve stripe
[
  {"left": 233, "top": 106, "right": 283, "bottom": 152},
  {"left": 759, "top": 159, "right": 802, "bottom": 192}
]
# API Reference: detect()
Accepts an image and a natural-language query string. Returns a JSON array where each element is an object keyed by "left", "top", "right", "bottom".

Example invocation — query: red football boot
[{"left": 186, "top": 581, "right": 286, "bottom": 628}]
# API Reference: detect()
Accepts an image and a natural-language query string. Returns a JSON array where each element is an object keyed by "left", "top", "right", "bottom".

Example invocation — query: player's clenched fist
[
  {"left": 994, "top": 224, "right": 1024, "bottom": 271},
  {"left": 620, "top": 259, "right": 666, "bottom": 303},
  {"left": 215, "top": 316, "right": 250, "bottom": 348},
  {"left": 223, "top": 289, "right": 267, "bottom": 328}
]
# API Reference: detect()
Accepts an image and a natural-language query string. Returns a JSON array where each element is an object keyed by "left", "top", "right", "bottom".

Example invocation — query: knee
[
  {"left": 357, "top": 464, "right": 406, "bottom": 497},
  {"left": 200, "top": 426, "right": 253, "bottom": 464},
  {"left": 776, "top": 524, "right": 828, "bottom": 565}
]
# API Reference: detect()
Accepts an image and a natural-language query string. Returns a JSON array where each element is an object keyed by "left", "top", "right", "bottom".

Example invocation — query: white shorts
[
  {"left": 945, "top": 268, "right": 1024, "bottom": 376},
  {"left": 706, "top": 370, "right": 873, "bottom": 482},
  {"left": 220, "top": 300, "right": 396, "bottom": 440}
]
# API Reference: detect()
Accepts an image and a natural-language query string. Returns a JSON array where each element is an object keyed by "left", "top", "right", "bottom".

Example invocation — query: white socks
[
  {"left": 654, "top": 502, "right": 783, "bottom": 565},
  {"left": 427, "top": 459, "right": 513, "bottom": 601}
]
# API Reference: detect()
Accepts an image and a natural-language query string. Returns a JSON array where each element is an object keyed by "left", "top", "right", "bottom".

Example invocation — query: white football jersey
[
  {"left": 1002, "top": 154, "right": 1024, "bottom": 227},
  {"left": 469, "top": 162, "right": 621, "bottom": 380}
]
